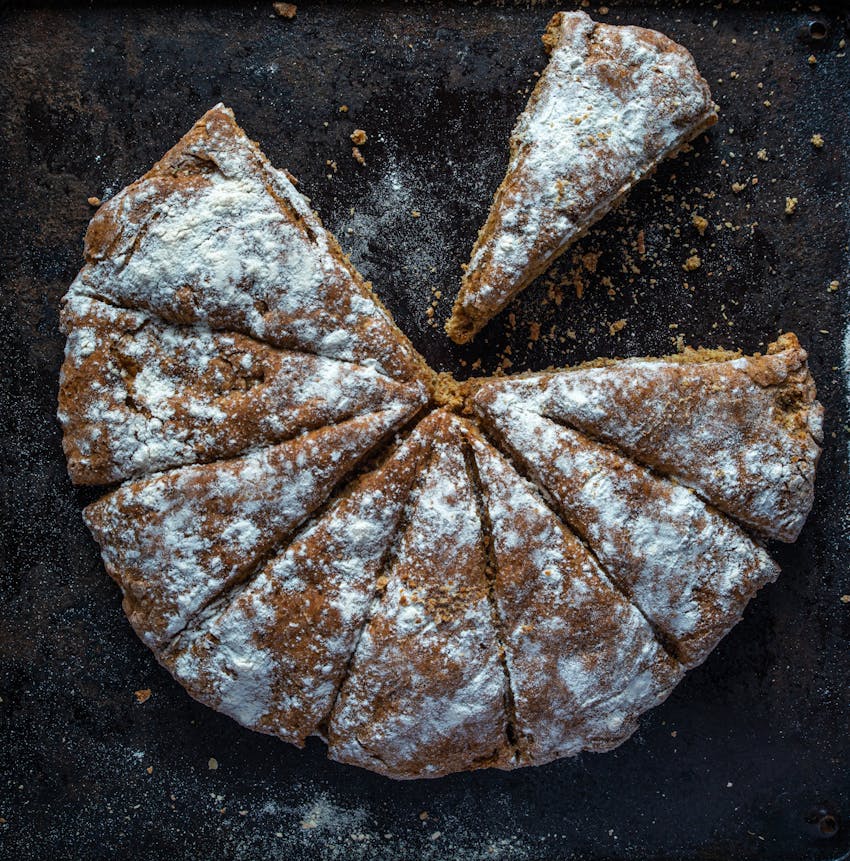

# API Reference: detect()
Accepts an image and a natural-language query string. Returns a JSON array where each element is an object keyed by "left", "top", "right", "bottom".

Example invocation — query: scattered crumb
[
  {"left": 691, "top": 214, "right": 708, "bottom": 235},
  {"left": 419, "top": 811, "right": 429, "bottom": 821},
  {"left": 208, "top": 757, "right": 219, "bottom": 770},
  {"left": 338, "top": 104, "right": 348, "bottom": 113},
  {"left": 828, "top": 280, "right": 839, "bottom": 292},
  {"left": 411, "top": 210, "right": 421, "bottom": 218},
  {"left": 757, "top": 148, "right": 768, "bottom": 161},
  {"left": 598, "top": 5, "right": 609, "bottom": 13},
  {"left": 350, "top": 128, "right": 367, "bottom": 146},
  {"left": 146, "top": 766, "right": 153, "bottom": 775},
  {"left": 87, "top": 196, "right": 101, "bottom": 207},
  {"left": 635, "top": 230, "right": 645, "bottom": 255},
  {"left": 731, "top": 181, "right": 747, "bottom": 194},
  {"left": 351, "top": 146, "right": 366, "bottom": 166},
  {"left": 272, "top": 2, "right": 297, "bottom": 18},
  {"left": 134, "top": 688, "right": 151, "bottom": 704},
  {"left": 784, "top": 196, "right": 798, "bottom": 215},
  {"left": 810, "top": 133, "right": 824, "bottom": 148},
  {"left": 683, "top": 255, "right": 702, "bottom": 271},
  {"left": 808, "top": 54, "right": 817, "bottom": 65},
  {"left": 608, "top": 319, "right": 627, "bottom": 336},
  {"left": 841, "top": 595, "right": 850, "bottom": 604}
]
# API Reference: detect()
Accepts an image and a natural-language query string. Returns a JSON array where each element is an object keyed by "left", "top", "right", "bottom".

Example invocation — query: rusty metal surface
[{"left": 1, "top": 2, "right": 848, "bottom": 859}]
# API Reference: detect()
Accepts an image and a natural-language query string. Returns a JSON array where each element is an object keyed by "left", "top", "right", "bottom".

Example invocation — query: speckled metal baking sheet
[{"left": 1, "top": 2, "right": 848, "bottom": 859}]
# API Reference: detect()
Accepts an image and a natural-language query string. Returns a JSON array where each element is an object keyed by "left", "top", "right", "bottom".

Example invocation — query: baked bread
[
  {"left": 60, "top": 106, "right": 822, "bottom": 779},
  {"left": 446, "top": 11, "right": 719, "bottom": 344}
]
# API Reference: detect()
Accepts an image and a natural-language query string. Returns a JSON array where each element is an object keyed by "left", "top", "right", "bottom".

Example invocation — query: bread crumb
[
  {"left": 609, "top": 319, "right": 627, "bottom": 335},
  {"left": 351, "top": 146, "right": 366, "bottom": 166},
  {"left": 411, "top": 210, "right": 421, "bottom": 218},
  {"left": 810, "top": 133, "right": 824, "bottom": 148},
  {"left": 87, "top": 196, "right": 101, "bottom": 207},
  {"left": 272, "top": 2, "right": 297, "bottom": 18},
  {"left": 683, "top": 255, "right": 701, "bottom": 271},
  {"left": 784, "top": 196, "right": 798, "bottom": 215},
  {"left": 827, "top": 280, "right": 839, "bottom": 292},
  {"left": 757, "top": 148, "right": 768, "bottom": 161},
  {"left": 338, "top": 104, "right": 349, "bottom": 113},
  {"left": 841, "top": 595, "right": 850, "bottom": 604},
  {"left": 731, "top": 181, "right": 747, "bottom": 194},
  {"left": 134, "top": 688, "right": 152, "bottom": 704},
  {"left": 808, "top": 54, "right": 817, "bottom": 65},
  {"left": 529, "top": 321, "right": 541, "bottom": 342},
  {"left": 208, "top": 757, "right": 219, "bottom": 770},
  {"left": 146, "top": 766, "right": 153, "bottom": 775},
  {"left": 691, "top": 214, "right": 708, "bottom": 235},
  {"left": 350, "top": 129, "right": 367, "bottom": 145},
  {"left": 419, "top": 811, "right": 429, "bottom": 821}
]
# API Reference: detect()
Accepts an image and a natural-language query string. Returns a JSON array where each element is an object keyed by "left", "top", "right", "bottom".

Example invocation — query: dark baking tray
[{"left": 1, "top": 2, "right": 848, "bottom": 859}]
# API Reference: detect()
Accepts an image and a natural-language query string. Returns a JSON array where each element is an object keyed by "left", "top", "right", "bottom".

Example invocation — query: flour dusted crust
[
  {"left": 446, "top": 11, "right": 718, "bottom": 343},
  {"left": 470, "top": 332, "right": 822, "bottom": 541},
  {"left": 84, "top": 407, "right": 415, "bottom": 650},
  {"left": 159, "top": 420, "right": 434, "bottom": 745},
  {"left": 61, "top": 105, "right": 823, "bottom": 779},
  {"left": 63, "top": 105, "right": 428, "bottom": 383},
  {"left": 467, "top": 434, "right": 683, "bottom": 762},
  {"left": 59, "top": 294, "right": 427, "bottom": 484},
  {"left": 328, "top": 411, "right": 513, "bottom": 778},
  {"left": 473, "top": 396, "right": 781, "bottom": 669}
]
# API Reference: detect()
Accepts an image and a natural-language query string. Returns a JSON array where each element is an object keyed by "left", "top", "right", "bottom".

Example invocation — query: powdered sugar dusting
[
  {"left": 469, "top": 433, "right": 681, "bottom": 762},
  {"left": 162, "top": 421, "right": 434, "bottom": 745},
  {"left": 328, "top": 414, "right": 510, "bottom": 778}
]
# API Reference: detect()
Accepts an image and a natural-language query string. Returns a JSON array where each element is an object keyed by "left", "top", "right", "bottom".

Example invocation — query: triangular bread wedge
[
  {"left": 470, "top": 335, "right": 822, "bottom": 541},
  {"left": 160, "top": 416, "right": 434, "bottom": 745},
  {"left": 84, "top": 406, "right": 414, "bottom": 649},
  {"left": 474, "top": 398, "right": 778, "bottom": 669},
  {"left": 446, "top": 11, "right": 718, "bottom": 343},
  {"left": 467, "top": 433, "right": 682, "bottom": 763},
  {"left": 59, "top": 295, "right": 427, "bottom": 484},
  {"left": 65, "top": 104, "right": 428, "bottom": 383},
  {"left": 328, "top": 411, "right": 513, "bottom": 778}
]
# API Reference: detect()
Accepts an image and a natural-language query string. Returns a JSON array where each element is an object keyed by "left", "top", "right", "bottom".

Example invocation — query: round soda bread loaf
[{"left": 59, "top": 104, "right": 822, "bottom": 779}]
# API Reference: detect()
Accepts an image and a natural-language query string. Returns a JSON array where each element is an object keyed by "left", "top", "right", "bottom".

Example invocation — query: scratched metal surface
[{"left": 0, "top": 2, "right": 848, "bottom": 859}]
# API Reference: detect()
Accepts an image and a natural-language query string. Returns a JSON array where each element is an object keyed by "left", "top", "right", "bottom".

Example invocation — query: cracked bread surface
[{"left": 61, "top": 105, "right": 821, "bottom": 779}]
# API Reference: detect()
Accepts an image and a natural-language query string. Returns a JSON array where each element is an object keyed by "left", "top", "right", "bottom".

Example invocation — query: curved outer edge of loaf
[{"left": 467, "top": 336, "right": 823, "bottom": 543}]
